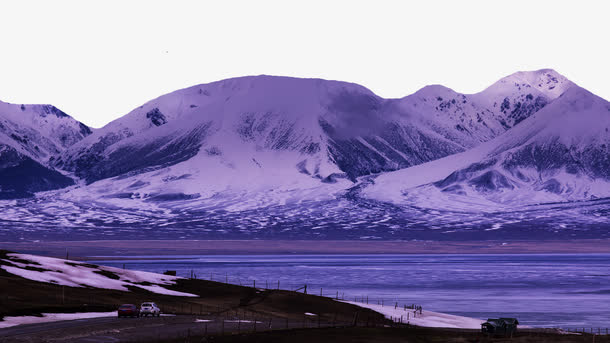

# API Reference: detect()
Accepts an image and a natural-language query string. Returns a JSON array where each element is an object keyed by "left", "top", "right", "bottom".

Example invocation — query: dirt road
[{"left": 0, "top": 314, "right": 345, "bottom": 342}]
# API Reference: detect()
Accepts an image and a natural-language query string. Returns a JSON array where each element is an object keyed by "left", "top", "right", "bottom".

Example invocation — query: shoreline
[
  {"left": 1, "top": 239, "right": 609, "bottom": 259},
  {"left": 342, "top": 300, "right": 484, "bottom": 329}
]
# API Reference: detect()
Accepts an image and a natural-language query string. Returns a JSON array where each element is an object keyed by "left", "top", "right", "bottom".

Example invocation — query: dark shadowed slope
[{"left": 0, "top": 100, "right": 92, "bottom": 198}]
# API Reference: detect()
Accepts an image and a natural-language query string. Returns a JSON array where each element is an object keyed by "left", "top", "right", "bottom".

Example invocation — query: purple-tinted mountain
[
  {"left": 54, "top": 70, "right": 568, "bottom": 187},
  {"left": 365, "top": 85, "right": 610, "bottom": 235},
  {"left": 1, "top": 69, "right": 609, "bottom": 241},
  {"left": 0, "top": 100, "right": 92, "bottom": 198}
]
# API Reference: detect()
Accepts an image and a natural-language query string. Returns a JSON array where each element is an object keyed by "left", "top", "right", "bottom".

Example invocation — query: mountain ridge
[
  {"left": 52, "top": 69, "right": 572, "bottom": 187},
  {"left": 1, "top": 69, "right": 608, "bottom": 241},
  {"left": 0, "top": 100, "right": 92, "bottom": 198},
  {"left": 364, "top": 84, "right": 610, "bottom": 211}
]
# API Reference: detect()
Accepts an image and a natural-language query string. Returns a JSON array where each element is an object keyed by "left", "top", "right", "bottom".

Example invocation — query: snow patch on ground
[
  {"left": 342, "top": 301, "right": 484, "bottom": 329},
  {"left": 0, "top": 253, "right": 197, "bottom": 297},
  {"left": 0, "top": 312, "right": 116, "bottom": 329}
]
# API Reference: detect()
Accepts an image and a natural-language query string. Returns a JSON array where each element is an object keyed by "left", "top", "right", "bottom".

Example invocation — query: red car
[{"left": 118, "top": 304, "right": 140, "bottom": 318}]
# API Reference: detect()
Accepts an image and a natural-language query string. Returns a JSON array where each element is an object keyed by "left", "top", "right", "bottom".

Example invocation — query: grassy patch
[
  {"left": 23, "top": 266, "right": 55, "bottom": 273},
  {"left": 0, "top": 250, "right": 42, "bottom": 267},
  {"left": 65, "top": 262, "right": 99, "bottom": 269},
  {"left": 93, "top": 269, "right": 121, "bottom": 280},
  {"left": 131, "top": 281, "right": 154, "bottom": 286},
  {"left": 7, "top": 257, "right": 42, "bottom": 266}
]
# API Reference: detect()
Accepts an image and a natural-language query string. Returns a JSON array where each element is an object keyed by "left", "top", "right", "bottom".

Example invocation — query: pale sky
[{"left": 0, "top": 0, "right": 608, "bottom": 128}]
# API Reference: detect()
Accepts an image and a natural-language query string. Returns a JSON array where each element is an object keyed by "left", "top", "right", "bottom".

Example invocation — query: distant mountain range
[{"left": 1, "top": 69, "right": 608, "bottom": 241}]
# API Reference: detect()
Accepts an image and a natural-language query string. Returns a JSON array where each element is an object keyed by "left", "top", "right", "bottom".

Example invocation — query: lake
[{"left": 88, "top": 254, "right": 610, "bottom": 328}]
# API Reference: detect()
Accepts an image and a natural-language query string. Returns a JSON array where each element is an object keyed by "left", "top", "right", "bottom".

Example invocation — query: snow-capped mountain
[
  {"left": 0, "top": 101, "right": 92, "bottom": 160},
  {"left": 364, "top": 85, "right": 610, "bottom": 211},
  {"left": 0, "top": 69, "right": 608, "bottom": 240},
  {"left": 53, "top": 70, "right": 562, "bottom": 199},
  {"left": 0, "top": 101, "right": 92, "bottom": 198}
]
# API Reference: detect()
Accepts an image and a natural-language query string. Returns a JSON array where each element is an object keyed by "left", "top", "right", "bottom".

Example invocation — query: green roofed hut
[{"left": 481, "top": 318, "right": 519, "bottom": 336}]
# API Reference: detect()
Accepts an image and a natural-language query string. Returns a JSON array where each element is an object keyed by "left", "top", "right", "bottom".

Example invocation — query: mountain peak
[
  {"left": 185, "top": 74, "right": 378, "bottom": 99},
  {"left": 482, "top": 68, "right": 574, "bottom": 99},
  {"left": 411, "top": 84, "right": 458, "bottom": 98},
  {"left": 0, "top": 99, "right": 92, "bottom": 159}
]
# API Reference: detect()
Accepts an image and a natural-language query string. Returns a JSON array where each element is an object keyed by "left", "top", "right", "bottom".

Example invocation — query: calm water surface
[{"left": 88, "top": 254, "right": 610, "bottom": 328}]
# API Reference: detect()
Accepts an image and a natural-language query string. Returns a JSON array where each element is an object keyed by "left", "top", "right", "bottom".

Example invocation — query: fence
[
  {"left": 56, "top": 267, "right": 610, "bottom": 338},
  {"left": 190, "top": 270, "right": 423, "bottom": 307},
  {"left": 560, "top": 327, "right": 610, "bottom": 335}
]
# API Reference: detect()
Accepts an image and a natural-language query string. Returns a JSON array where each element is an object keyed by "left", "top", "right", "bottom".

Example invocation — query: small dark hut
[{"left": 481, "top": 318, "right": 519, "bottom": 336}]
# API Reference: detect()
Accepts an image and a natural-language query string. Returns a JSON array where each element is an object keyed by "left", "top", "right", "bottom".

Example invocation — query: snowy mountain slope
[
  {"left": 53, "top": 70, "right": 563, "bottom": 203},
  {"left": 321, "top": 69, "right": 570, "bottom": 179},
  {"left": 0, "top": 145, "right": 74, "bottom": 199},
  {"left": 395, "top": 69, "right": 573, "bottom": 148},
  {"left": 54, "top": 75, "right": 465, "bottom": 185},
  {"left": 2, "top": 69, "right": 608, "bottom": 240},
  {"left": 0, "top": 100, "right": 92, "bottom": 198},
  {"left": 0, "top": 100, "right": 92, "bottom": 160},
  {"left": 363, "top": 85, "right": 610, "bottom": 211}
]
